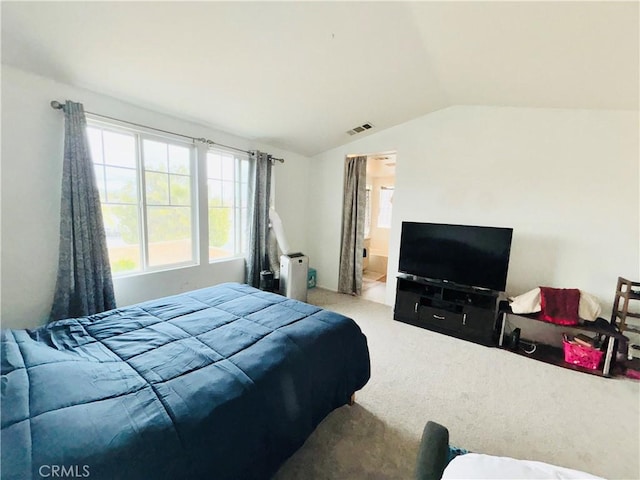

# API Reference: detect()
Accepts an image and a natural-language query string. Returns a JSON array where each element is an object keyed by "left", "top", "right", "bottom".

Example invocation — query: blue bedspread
[{"left": 1, "top": 283, "right": 370, "bottom": 479}]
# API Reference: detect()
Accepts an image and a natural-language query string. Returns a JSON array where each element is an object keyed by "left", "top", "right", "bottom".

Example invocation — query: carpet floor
[{"left": 274, "top": 289, "right": 640, "bottom": 480}]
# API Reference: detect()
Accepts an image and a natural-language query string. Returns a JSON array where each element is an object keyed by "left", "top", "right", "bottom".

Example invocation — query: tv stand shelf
[
  {"left": 498, "top": 306, "right": 629, "bottom": 377},
  {"left": 394, "top": 274, "right": 502, "bottom": 346}
]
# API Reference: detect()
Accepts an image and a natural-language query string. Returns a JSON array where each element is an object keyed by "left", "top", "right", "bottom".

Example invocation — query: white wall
[
  {"left": 307, "top": 106, "right": 639, "bottom": 313},
  {"left": 1, "top": 66, "right": 310, "bottom": 329}
]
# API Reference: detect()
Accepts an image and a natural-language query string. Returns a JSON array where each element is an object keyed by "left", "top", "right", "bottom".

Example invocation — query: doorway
[{"left": 362, "top": 153, "right": 396, "bottom": 304}]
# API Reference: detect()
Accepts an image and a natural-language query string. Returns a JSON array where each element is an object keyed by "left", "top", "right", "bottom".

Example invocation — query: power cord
[
  {"left": 503, "top": 318, "right": 536, "bottom": 354},
  {"left": 519, "top": 340, "right": 537, "bottom": 355}
]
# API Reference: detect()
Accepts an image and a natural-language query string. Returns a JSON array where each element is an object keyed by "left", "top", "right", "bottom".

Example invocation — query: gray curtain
[
  {"left": 50, "top": 101, "right": 116, "bottom": 321},
  {"left": 338, "top": 156, "right": 367, "bottom": 295},
  {"left": 245, "top": 150, "right": 272, "bottom": 287}
]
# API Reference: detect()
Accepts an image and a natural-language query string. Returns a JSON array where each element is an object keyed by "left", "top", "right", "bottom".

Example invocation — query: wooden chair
[{"left": 611, "top": 277, "right": 640, "bottom": 334}]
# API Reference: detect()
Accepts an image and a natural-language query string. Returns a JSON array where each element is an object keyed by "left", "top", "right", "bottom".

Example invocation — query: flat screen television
[{"left": 398, "top": 222, "right": 513, "bottom": 292}]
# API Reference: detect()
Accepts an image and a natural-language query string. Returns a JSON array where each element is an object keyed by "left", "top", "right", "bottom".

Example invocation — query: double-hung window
[
  {"left": 88, "top": 121, "right": 196, "bottom": 275},
  {"left": 206, "top": 148, "right": 249, "bottom": 261}
]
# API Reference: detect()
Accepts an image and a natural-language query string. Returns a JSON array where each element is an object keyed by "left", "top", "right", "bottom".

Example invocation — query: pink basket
[{"left": 562, "top": 339, "right": 604, "bottom": 370}]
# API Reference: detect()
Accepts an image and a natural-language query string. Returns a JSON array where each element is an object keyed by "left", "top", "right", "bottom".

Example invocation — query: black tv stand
[{"left": 393, "top": 274, "right": 502, "bottom": 346}]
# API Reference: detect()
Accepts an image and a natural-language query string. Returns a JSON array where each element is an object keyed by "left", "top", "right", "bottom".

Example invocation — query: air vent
[{"left": 346, "top": 122, "right": 374, "bottom": 136}]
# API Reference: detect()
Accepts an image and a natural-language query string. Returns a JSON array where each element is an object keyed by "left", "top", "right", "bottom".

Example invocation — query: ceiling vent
[{"left": 346, "top": 123, "right": 374, "bottom": 136}]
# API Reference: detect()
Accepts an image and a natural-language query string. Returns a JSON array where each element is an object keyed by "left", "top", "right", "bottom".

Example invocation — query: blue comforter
[{"left": 1, "top": 283, "right": 370, "bottom": 479}]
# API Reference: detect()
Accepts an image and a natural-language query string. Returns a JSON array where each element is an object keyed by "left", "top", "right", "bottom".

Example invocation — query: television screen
[{"left": 398, "top": 222, "right": 513, "bottom": 292}]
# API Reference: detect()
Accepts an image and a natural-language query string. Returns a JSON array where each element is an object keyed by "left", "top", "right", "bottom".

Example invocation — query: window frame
[{"left": 87, "top": 117, "right": 198, "bottom": 277}]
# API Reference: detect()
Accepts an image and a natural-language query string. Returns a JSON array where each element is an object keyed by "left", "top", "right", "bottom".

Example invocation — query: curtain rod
[{"left": 50, "top": 100, "right": 284, "bottom": 163}]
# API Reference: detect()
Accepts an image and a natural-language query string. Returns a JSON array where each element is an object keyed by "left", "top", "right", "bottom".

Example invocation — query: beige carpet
[{"left": 274, "top": 289, "right": 640, "bottom": 480}]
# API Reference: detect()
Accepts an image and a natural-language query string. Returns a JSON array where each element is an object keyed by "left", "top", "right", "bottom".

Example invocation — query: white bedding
[{"left": 442, "top": 453, "right": 604, "bottom": 480}]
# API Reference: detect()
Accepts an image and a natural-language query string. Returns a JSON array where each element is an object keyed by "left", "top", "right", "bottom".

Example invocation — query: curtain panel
[
  {"left": 50, "top": 101, "right": 116, "bottom": 321},
  {"left": 245, "top": 150, "right": 272, "bottom": 287},
  {"left": 338, "top": 155, "right": 367, "bottom": 295}
]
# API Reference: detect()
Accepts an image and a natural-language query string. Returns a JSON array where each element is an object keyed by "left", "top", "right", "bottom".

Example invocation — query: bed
[{"left": 1, "top": 282, "right": 370, "bottom": 480}]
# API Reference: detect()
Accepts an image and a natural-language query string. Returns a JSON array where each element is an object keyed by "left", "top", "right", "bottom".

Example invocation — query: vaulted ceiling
[{"left": 2, "top": 1, "right": 638, "bottom": 156}]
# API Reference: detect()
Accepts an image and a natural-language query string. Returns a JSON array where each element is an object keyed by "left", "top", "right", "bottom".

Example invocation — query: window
[
  {"left": 377, "top": 186, "right": 394, "bottom": 228},
  {"left": 364, "top": 186, "right": 372, "bottom": 238},
  {"left": 88, "top": 122, "right": 196, "bottom": 275},
  {"left": 206, "top": 149, "right": 249, "bottom": 261}
]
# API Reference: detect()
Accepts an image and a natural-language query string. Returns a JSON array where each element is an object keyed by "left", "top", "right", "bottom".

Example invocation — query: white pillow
[
  {"left": 508, "top": 288, "right": 602, "bottom": 321},
  {"left": 442, "top": 453, "right": 604, "bottom": 480},
  {"left": 509, "top": 288, "right": 541, "bottom": 314},
  {"left": 578, "top": 291, "right": 602, "bottom": 322}
]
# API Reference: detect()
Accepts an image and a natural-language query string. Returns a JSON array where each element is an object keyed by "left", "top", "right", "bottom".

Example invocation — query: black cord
[{"left": 504, "top": 318, "right": 536, "bottom": 354}]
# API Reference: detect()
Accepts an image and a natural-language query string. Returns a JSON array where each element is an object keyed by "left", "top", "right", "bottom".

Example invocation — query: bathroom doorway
[{"left": 362, "top": 152, "right": 396, "bottom": 304}]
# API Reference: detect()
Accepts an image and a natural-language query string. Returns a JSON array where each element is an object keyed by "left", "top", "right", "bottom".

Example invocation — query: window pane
[
  {"left": 143, "top": 139, "right": 168, "bottom": 172},
  {"left": 240, "top": 207, "right": 247, "bottom": 254},
  {"left": 94, "top": 165, "right": 106, "bottom": 202},
  {"left": 89, "top": 122, "right": 197, "bottom": 275},
  {"left": 364, "top": 187, "right": 371, "bottom": 237},
  {"left": 105, "top": 166, "right": 137, "bottom": 204},
  {"left": 147, "top": 206, "right": 193, "bottom": 266},
  {"left": 222, "top": 181, "right": 234, "bottom": 207},
  {"left": 207, "top": 152, "right": 222, "bottom": 179},
  {"left": 169, "top": 145, "right": 190, "bottom": 174},
  {"left": 221, "top": 155, "right": 234, "bottom": 180},
  {"left": 102, "top": 204, "right": 141, "bottom": 274},
  {"left": 103, "top": 131, "right": 136, "bottom": 168},
  {"left": 209, "top": 207, "right": 234, "bottom": 260},
  {"left": 377, "top": 188, "right": 393, "bottom": 228},
  {"left": 208, "top": 150, "right": 248, "bottom": 261},
  {"left": 87, "top": 128, "right": 103, "bottom": 164},
  {"left": 146, "top": 172, "right": 169, "bottom": 205},
  {"left": 170, "top": 175, "right": 190, "bottom": 206},
  {"left": 208, "top": 179, "right": 223, "bottom": 207}
]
